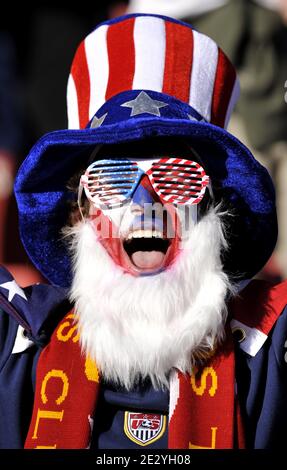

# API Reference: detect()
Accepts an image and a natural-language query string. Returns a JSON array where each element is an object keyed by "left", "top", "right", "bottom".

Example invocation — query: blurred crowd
[{"left": 1, "top": 0, "right": 287, "bottom": 285}]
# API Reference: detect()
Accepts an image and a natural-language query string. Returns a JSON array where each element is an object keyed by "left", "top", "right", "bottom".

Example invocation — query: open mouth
[{"left": 123, "top": 230, "right": 171, "bottom": 271}]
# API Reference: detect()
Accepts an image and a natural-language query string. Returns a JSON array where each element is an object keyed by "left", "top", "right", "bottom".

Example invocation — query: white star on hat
[
  {"left": 0, "top": 280, "right": 27, "bottom": 302},
  {"left": 90, "top": 112, "right": 108, "bottom": 128},
  {"left": 121, "top": 91, "right": 168, "bottom": 117}
]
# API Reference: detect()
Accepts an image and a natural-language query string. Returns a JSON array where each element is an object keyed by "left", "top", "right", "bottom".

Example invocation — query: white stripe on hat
[
  {"left": 189, "top": 30, "right": 218, "bottom": 122},
  {"left": 85, "top": 24, "right": 109, "bottom": 119},
  {"left": 224, "top": 77, "right": 240, "bottom": 128},
  {"left": 67, "top": 75, "right": 80, "bottom": 129},
  {"left": 132, "top": 16, "right": 166, "bottom": 92}
]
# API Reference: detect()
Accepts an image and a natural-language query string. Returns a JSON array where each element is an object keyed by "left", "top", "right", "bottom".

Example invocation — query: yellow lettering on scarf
[
  {"left": 190, "top": 367, "right": 218, "bottom": 397},
  {"left": 32, "top": 409, "right": 64, "bottom": 440},
  {"left": 56, "top": 314, "right": 80, "bottom": 343},
  {"left": 41, "top": 370, "right": 69, "bottom": 405},
  {"left": 36, "top": 445, "right": 57, "bottom": 449},
  {"left": 189, "top": 427, "right": 218, "bottom": 449},
  {"left": 85, "top": 356, "right": 99, "bottom": 382}
]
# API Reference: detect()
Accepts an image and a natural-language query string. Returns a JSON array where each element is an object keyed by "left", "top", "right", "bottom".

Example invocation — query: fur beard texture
[{"left": 66, "top": 206, "right": 233, "bottom": 390}]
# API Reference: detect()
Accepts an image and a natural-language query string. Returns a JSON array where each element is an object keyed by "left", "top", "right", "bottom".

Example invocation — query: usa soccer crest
[{"left": 124, "top": 412, "right": 166, "bottom": 446}]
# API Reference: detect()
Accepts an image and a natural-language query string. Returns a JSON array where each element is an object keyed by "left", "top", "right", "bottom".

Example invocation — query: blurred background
[
  {"left": 0, "top": 0, "right": 286, "bottom": 286},
  {"left": 0, "top": 1, "right": 129, "bottom": 285}
]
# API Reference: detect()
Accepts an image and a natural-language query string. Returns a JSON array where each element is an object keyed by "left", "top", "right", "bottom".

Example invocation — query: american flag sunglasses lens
[
  {"left": 146, "top": 158, "right": 209, "bottom": 205},
  {"left": 80, "top": 160, "right": 141, "bottom": 207}
]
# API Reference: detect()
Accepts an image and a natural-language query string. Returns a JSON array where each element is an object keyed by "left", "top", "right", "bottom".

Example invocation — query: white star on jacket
[{"left": 0, "top": 280, "right": 27, "bottom": 302}]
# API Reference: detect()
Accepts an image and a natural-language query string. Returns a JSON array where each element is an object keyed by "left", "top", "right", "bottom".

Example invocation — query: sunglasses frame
[{"left": 77, "top": 157, "right": 209, "bottom": 214}]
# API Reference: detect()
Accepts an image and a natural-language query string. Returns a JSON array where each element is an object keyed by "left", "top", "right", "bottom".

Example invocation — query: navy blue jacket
[{"left": 0, "top": 265, "right": 287, "bottom": 449}]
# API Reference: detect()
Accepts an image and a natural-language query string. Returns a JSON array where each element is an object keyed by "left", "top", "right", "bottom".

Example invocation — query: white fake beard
[{"left": 67, "top": 206, "right": 233, "bottom": 390}]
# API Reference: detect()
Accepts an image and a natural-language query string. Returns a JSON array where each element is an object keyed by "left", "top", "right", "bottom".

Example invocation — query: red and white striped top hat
[{"left": 67, "top": 14, "right": 239, "bottom": 130}]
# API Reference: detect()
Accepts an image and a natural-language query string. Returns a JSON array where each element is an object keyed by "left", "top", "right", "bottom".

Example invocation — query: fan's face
[{"left": 80, "top": 140, "right": 209, "bottom": 276}]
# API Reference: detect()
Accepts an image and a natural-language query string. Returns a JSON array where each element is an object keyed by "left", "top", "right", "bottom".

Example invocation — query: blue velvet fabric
[{"left": 14, "top": 89, "right": 277, "bottom": 287}]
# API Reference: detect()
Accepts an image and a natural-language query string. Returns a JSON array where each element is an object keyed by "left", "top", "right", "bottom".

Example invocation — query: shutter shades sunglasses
[{"left": 78, "top": 157, "right": 209, "bottom": 210}]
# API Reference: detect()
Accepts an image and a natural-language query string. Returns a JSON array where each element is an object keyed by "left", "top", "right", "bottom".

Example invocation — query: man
[{"left": 0, "top": 14, "right": 286, "bottom": 449}]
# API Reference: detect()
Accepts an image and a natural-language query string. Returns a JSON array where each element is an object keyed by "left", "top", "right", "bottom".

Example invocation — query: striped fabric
[
  {"left": 147, "top": 158, "right": 209, "bottom": 205},
  {"left": 67, "top": 15, "right": 239, "bottom": 130}
]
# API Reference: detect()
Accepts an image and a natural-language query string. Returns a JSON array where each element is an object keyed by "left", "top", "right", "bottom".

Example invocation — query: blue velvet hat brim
[{"left": 14, "top": 94, "right": 277, "bottom": 287}]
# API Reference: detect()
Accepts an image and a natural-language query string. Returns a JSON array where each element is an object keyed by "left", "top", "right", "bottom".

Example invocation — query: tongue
[{"left": 131, "top": 251, "right": 165, "bottom": 269}]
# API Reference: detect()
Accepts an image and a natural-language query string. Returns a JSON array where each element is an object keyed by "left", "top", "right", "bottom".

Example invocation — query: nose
[
  {"left": 129, "top": 173, "right": 176, "bottom": 237},
  {"left": 132, "top": 174, "right": 162, "bottom": 206}
]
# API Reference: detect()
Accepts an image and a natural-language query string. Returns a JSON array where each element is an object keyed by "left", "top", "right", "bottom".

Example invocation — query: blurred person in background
[{"left": 128, "top": 0, "right": 287, "bottom": 281}]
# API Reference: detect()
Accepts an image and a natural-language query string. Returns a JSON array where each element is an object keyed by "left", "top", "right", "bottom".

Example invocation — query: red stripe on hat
[
  {"left": 211, "top": 48, "right": 236, "bottom": 127},
  {"left": 71, "top": 41, "right": 91, "bottom": 129},
  {"left": 163, "top": 21, "right": 193, "bottom": 103},
  {"left": 106, "top": 18, "right": 135, "bottom": 101}
]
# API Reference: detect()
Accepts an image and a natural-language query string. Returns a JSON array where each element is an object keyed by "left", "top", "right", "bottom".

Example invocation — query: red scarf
[{"left": 25, "top": 312, "right": 244, "bottom": 449}]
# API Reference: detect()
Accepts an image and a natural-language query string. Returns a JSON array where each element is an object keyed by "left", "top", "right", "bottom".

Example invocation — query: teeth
[{"left": 125, "top": 230, "right": 164, "bottom": 240}]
